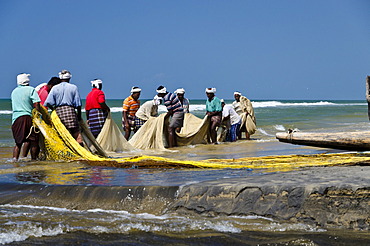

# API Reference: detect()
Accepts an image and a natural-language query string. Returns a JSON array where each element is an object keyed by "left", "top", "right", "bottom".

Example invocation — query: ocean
[{"left": 0, "top": 99, "right": 369, "bottom": 245}]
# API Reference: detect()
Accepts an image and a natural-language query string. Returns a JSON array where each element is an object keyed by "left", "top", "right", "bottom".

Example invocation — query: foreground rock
[
  {"left": 171, "top": 166, "right": 370, "bottom": 230},
  {"left": 0, "top": 166, "right": 368, "bottom": 230}
]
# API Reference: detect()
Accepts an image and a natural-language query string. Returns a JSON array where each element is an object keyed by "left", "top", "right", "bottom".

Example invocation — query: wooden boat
[{"left": 276, "top": 130, "right": 370, "bottom": 151}]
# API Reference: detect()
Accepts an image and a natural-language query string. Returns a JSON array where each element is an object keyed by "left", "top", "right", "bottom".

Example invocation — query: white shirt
[
  {"left": 232, "top": 101, "right": 243, "bottom": 115},
  {"left": 135, "top": 100, "right": 158, "bottom": 121},
  {"left": 222, "top": 105, "right": 241, "bottom": 125}
]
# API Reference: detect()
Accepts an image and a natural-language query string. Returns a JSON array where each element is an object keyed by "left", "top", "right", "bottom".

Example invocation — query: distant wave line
[{"left": 0, "top": 101, "right": 366, "bottom": 115}]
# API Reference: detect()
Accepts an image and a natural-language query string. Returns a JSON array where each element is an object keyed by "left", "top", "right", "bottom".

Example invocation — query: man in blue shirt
[
  {"left": 45, "top": 70, "right": 83, "bottom": 145},
  {"left": 11, "top": 73, "right": 41, "bottom": 161},
  {"left": 157, "top": 85, "right": 184, "bottom": 148},
  {"left": 205, "top": 87, "right": 222, "bottom": 144}
]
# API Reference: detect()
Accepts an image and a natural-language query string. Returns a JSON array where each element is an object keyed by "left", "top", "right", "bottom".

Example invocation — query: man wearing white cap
[
  {"left": 174, "top": 88, "right": 190, "bottom": 113},
  {"left": 122, "top": 86, "right": 141, "bottom": 139},
  {"left": 135, "top": 95, "right": 162, "bottom": 130},
  {"left": 45, "top": 70, "right": 83, "bottom": 145},
  {"left": 11, "top": 73, "right": 41, "bottom": 161},
  {"left": 232, "top": 91, "right": 256, "bottom": 140},
  {"left": 205, "top": 87, "right": 222, "bottom": 144},
  {"left": 221, "top": 99, "right": 241, "bottom": 142},
  {"left": 85, "top": 79, "right": 110, "bottom": 138},
  {"left": 157, "top": 85, "right": 184, "bottom": 148}
]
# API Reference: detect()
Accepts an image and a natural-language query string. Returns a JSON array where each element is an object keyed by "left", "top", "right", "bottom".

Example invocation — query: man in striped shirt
[
  {"left": 157, "top": 85, "right": 184, "bottom": 148},
  {"left": 122, "top": 86, "right": 141, "bottom": 140}
]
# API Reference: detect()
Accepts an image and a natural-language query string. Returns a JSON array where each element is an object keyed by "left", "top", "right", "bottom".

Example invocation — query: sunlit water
[{"left": 0, "top": 99, "right": 369, "bottom": 244}]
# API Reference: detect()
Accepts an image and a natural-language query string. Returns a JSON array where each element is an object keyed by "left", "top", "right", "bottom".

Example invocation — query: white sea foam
[
  {"left": 0, "top": 224, "right": 64, "bottom": 245},
  {"left": 274, "top": 125, "right": 285, "bottom": 131},
  {"left": 257, "top": 128, "right": 274, "bottom": 137},
  {"left": 0, "top": 110, "right": 12, "bottom": 115}
]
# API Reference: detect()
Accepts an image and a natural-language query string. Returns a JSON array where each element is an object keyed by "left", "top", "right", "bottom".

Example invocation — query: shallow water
[{"left": 0, "top": 99, "right": 369, "bottom": 244}]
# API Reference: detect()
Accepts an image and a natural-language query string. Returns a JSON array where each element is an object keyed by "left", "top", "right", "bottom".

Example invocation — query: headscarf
[
  {"left": 91, "top": 79, "right": 103, "bottom": 88},
  {"left": 156, "top": 86, "right": 167, "bottom": 94},
  {"left": 153, "top": 95, "right": 162, "bottom": 105},
  {"left": 205, "top": 87, "right": 216, "bottom": 93},
  {"left": 234, "top": 91, "right": 242, "bottom": 96},
  {"left": 174, "top": 88, "right": 185, "bottom": 94},
  {"left": 59, "top": 70, "right": 72, "bottom": 79},
  {"left": 17, "top": 73, "right": 30, "bottom": 85},
  {"left": 131, "top": 86, "right": 142, "bottom": 93}
]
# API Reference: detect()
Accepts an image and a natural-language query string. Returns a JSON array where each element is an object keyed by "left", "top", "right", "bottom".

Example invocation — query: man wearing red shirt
[
  {"left": 85, "top": 79, "right": 110, "bottom": 138},
  {"left": 36, "top": 77, "right": 60, "bottom": 107}
]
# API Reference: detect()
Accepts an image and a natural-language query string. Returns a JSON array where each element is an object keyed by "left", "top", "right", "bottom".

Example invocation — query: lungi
[
  {"left": 122, "top": 115, "right": 136, "bottom": 131},
  {"left": 12, "top": 115, "right": 39, "bottom": 145},
  {"left": 169, "top": 111, "right": 184, "bottom": 128},
  {"left": 88, "top": 108, "right": 108, "bottom": 138},
  {"left": 55, "top": 106, "right": 79, "bottom": 131},
  {"left": 135, "top": 117, "right": 146, "bottom": 130}
]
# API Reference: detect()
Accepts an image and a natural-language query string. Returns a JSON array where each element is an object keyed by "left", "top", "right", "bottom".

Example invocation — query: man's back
[
  {"left": 45, "top": 82, "right": 81, "bottom": 108},
  {"left": 11, "top": 85, "right": 40, "bottom": 123}
]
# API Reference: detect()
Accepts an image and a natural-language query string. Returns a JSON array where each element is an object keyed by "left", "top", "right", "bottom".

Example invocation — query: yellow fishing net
[{"left": 32, "top": 108, "right": 370, "bottom": 171}]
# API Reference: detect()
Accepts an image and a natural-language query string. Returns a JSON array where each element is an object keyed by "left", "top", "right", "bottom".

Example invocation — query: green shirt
[
  {"left": 206, "top": 96, "right": 222, "bottom": 112},
  {"left": 11, "top": 85, "right": 40, "bottom": 124}
]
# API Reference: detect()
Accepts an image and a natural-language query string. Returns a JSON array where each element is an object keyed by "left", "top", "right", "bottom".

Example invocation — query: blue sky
[{"left": 1, "top": 0, "right": 369, "bottom": 100}]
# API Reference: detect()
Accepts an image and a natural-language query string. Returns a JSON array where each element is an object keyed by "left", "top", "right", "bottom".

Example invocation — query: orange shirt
[{"left": 123, "top": 95, "right": 140, "bottom": 116}]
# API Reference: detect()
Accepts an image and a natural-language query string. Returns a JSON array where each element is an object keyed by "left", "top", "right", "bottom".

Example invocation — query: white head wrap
[
  {"left": 153, "top": 95, "right": 162, "bottom": 105},
  {"left": 131, "top": 87, "right": 142, "bottom": 93},
  {"left": 174, "top": 88, "right": 185, "bottom": 94},
  {"left": 220, "top": 99, "right": 225, "bottom": 103},
  {"left": 35, "top": 83, "right": 47, "bottom": 92},
  {"left": 59, "top": 70, "right": 72, "bottom": 79},
  {"left": 91, "top": 79, "right": 102, "bottom": 88},
  {"left": 17, "top": 73, "right": 30, "bottom": 85},
  {"left": 156, "top": 87, "right": 167, "bottom": 94},
  {"left": 205, "top": 87, "right": 216, "bottom": 93},
  {"left": 234, "top": 91, "right": 242, "bottom": 96}
]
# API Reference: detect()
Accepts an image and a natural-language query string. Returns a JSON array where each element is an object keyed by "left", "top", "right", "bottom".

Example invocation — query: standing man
[
  {"left": 232, "top": 91, "right": 256, "bottom": 140},
  {"left": 135, "top": 95, "right": 162, "bottom": 130},
  {"left": 11, "top": 73, "right": 41, "bottom": 161},
  {"left": 44, "top": 70, "right": 83, "bottom": 145},
  {"left": 205, "top": 88, "right": 222, "bottom": 144},
  {"left": 174, "top": 88, "right": 190, "bottom": 113},
  {"left": 157, "top": 85, "right": 184, "bottom": 148},
  {"left": 85, "top": 79, "right": 110, "bottom": 138},
  {"left": 122, "top": 86, "right": 141, "bottom": 140},
  {"left": 221, "top": 99, "right": 241, "bottom": 142}
]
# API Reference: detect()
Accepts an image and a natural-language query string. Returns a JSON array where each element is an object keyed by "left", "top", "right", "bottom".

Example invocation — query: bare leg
[
  {"left": 72, "top": 130, "right": 84, "bottom": 146},
  {"left": 21, "top": 142, "right": 30, "bottom": 158},
  {"left": 210, "top": 121, "right": 218, "bottom": 144},
  {"left": 13, "top": 143, "right": 22, "bottom": 161},
  {"left": 124, "top": 128, "right": 131, "bottom": 140},
  {"left": 168, "top": 127, "right": 176, "bottom": 148},
  {"left": 30, "top": 141, "right": 40, "bottom": 160}
]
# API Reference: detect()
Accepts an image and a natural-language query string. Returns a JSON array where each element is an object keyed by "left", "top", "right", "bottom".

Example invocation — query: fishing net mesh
[{"left": 32, "top": 107, "right": 370, "bottom": 170}]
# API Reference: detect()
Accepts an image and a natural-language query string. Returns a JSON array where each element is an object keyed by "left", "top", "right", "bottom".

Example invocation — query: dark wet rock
[
  {"left": 0, "top": 166, "right": 369, "bottom": 230},
  {"left": 170, "top": 166, "right": 370, "bottom": 230}
]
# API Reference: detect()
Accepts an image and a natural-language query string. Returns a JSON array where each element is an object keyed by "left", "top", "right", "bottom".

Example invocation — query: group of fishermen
[{"left": 10, "top": 70, "right": 256, "bottom": 161}]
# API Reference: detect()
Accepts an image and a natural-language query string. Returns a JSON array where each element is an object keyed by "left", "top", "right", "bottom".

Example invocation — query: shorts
[
  {"left": 210, "top": 115, "right": 221, "bottom": 127},
  {"left": 169, "top": 111, "right": 184, "bottom": 128}
]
